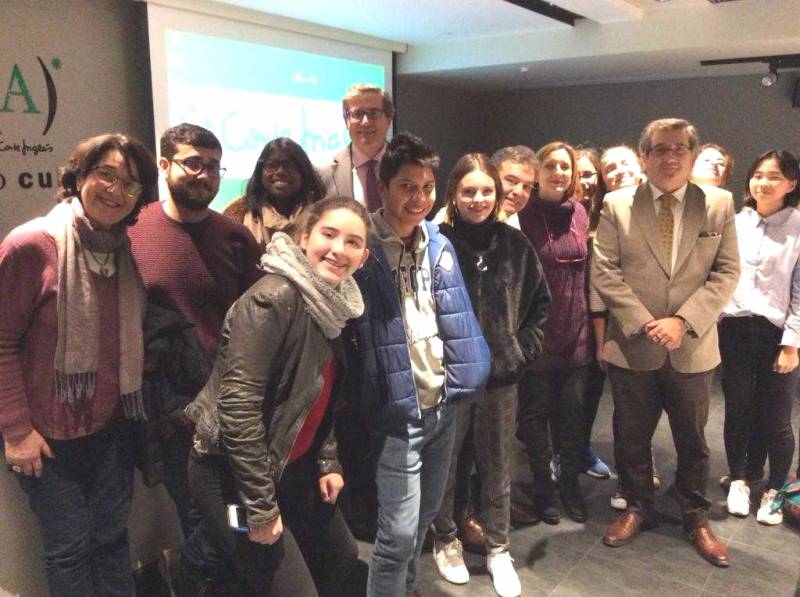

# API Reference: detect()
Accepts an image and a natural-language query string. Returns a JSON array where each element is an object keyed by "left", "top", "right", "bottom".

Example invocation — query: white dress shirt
[{"left": 721, "top": 206, "right": 800, "bottom": 347}]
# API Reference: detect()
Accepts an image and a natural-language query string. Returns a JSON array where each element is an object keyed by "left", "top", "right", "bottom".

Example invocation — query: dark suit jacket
[{"left": 591, "top": 182, "right": 740, "bottom": 373}]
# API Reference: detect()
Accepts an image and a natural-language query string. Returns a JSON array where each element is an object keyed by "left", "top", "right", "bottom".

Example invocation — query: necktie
[
  {"left": 364, "top": 159, "right": 381, "bottom": 213},
  {"left": 658, "top": 194, "right": 675, "bottom": 272}
]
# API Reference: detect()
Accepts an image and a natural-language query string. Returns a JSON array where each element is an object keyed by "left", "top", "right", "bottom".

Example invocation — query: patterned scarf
[
  {"left": 45, "top": 198, "right": 146, "bottom": 420},
  {"left": 260, "top": 232, "right": 364, "bottom": 338}
]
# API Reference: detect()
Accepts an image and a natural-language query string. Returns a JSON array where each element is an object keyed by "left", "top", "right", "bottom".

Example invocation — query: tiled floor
[
  {"left": 134, "top": 377, "right": 800, "bottom": 596},
  {"left": 365, "top": 377, "right": 800, "bottom": 596}
]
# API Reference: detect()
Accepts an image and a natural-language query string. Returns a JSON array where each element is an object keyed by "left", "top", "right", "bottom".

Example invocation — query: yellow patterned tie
[{"left": 658, "top": 194, "right": 675, "bottom": 273}]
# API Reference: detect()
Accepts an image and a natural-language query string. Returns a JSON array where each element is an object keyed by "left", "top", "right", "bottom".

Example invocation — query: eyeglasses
[
  {"left": 90, "top": 166, "right": 143, "bottom": 199},
  {"left": 262, "top": 158, "right": 300, "bottom": 175},
  {"left": 345, "top": 108, "right": 386, "bottom": 123},
  {"left": 171, "top": 157, "right": 226, "bottom": 178},
  {"left": 648, "top": 144, "right": 691, "bottom": 159}
]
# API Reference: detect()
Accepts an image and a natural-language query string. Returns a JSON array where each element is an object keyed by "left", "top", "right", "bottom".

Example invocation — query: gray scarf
[
  {"left": 44, "top": 198, "right": 147, "bottom": 420},
  {"left": 260, "top": 232, "right": 364, "bottom": 338}
]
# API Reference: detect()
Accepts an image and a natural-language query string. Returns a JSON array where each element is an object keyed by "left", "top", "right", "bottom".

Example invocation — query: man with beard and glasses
[{"left": 128, "top": 123, "right": 263, "bottom": 593}]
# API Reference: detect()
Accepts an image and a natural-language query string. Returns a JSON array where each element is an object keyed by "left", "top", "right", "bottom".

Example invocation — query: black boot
[
  {"left": 560, "top": 476, "right": 588, "bottom": 523},
  {"left": 160, "top": 548, "right": 213, "bottom": 597},
  {"left": 534, "top": 493, "right": 561, "bottom": 525}
]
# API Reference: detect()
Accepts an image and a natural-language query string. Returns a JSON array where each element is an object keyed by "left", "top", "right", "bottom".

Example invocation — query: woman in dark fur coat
[{"left": 430, "top": 153, "right": 550, "bottom": 596}]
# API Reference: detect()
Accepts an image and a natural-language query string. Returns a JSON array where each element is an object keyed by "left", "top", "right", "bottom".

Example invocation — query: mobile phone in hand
[{"left": 227, "top": 504, "right": 250, "bottom": 533}]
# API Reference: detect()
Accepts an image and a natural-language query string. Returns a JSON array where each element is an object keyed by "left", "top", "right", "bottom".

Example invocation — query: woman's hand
[
  {"left": 248, "top": 515, "right": 283, "bottom": 544},
  {"left": 4, "top": 430, "right": 53, "bottom": 477},
  {"left": 595, "top": 344, "right": 606, "bottom": 372},
  {"left": 319, "top": 473, "right": 344, "bottom": 504},
  {"left": 773, "top": 346, "right": 799, "bottom": 374}
]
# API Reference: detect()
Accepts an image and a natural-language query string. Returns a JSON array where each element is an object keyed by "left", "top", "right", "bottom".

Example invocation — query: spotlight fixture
[
  {"left": 701, "top": 54, "right": 800, "bottom": 90},
  {"left": 761, "top": 66, "right": 778, "bottom": 88}
]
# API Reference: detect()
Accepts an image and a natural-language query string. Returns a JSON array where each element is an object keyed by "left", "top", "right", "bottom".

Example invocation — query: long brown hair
[
  {"left": 576, "top": 148, "right": 606, "bottom": 233},
  {"left": 442, "top": 153, "right": 503, "bottom": 225}
]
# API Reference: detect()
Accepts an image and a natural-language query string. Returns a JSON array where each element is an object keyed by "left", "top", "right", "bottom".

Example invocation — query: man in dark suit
[
  {"left": 592, "top": 118, "right": 740, "bottom": 567},
  {"left": 317, "top": 83, "right": 393, "bottom": 211}
]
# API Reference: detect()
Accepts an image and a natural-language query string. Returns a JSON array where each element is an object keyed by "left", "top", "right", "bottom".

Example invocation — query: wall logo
[
  {"left": 2, "top": 56, "right": 60, "bottom": 135},
  {"left": 0, "top": 56, "right": 62, "bottom": 198}
]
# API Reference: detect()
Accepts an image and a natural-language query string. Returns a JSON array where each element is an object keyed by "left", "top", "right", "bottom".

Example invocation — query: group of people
[{"left": 1, "top": 82, "right": 798, "bottom": 597}]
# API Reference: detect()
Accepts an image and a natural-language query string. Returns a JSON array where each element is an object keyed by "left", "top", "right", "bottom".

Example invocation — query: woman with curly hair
[{"left": 224, "top": 137, "right": 324, "bottom": 248}]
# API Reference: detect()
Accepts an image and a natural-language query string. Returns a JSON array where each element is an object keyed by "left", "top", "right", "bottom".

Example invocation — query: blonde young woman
[{"left": 431, "top": 153, "right": 549, "bottom": 597}]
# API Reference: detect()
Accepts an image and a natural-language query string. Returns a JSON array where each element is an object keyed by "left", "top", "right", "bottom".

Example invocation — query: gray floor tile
[
  {"left": 552, "top": 550, "right": 702, "bottom": 596},
  {"left": 727, "top": 512, "right": 800, "bottom": 557},
  {"left": 702, "top": 539, "right": 800, "bottom": 596},
  {"left": 354, "top": 380, "right": 800, "bottom": 596},
  {"left": 584, "top": 526, "right": 713, "bottom": 590}
]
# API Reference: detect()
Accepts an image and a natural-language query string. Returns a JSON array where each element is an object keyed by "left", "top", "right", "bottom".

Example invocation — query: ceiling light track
[{"left": 502, "top": 0, "right": 582, "bottom": 27}]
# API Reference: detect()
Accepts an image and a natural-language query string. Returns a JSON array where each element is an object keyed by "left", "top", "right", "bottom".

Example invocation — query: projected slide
[{"left": 165, "top": 30, "right": 385, "bottom": 210}]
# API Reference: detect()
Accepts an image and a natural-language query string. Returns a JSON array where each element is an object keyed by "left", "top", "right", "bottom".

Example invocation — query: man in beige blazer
[
  {"left": 592, "top": 118, "right": 740, "bottom": 567},
  {"left": 317, "top": 83, "right": 393, "bottom": 211}
]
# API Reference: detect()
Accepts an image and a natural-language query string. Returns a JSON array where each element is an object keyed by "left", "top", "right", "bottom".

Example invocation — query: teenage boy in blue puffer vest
[{"left": 345, "top": 131, "right": 491, "bottom": 597}]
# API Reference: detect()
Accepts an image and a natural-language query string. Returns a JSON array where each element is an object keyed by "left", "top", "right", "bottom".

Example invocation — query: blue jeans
[
  {"left": 368, "top": 403, "right": 457, "bottom": 597},
  {"left": 16, "top": 421, "right": 135, "bottom": 596}
]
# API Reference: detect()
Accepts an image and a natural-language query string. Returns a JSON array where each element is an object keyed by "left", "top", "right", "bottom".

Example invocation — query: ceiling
[{"left": 215, "top": 0, "right": 800, "bottom": 88}]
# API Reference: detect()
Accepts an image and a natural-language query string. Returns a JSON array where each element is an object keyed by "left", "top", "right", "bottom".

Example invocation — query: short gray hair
[
  {"left": 491, "top": 145, "right": 538, "bottom": 170},
  {"left": 639, "top": 118, "right": 699, "bottom": 157}
]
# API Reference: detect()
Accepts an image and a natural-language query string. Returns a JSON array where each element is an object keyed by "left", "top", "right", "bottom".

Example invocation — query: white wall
[{"left": 0, "top": 0, "right": 155, "bottom": 238}]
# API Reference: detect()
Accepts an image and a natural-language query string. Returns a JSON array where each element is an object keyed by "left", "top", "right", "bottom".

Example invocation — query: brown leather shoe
[
  {"left": 603, "top": 509, "right": 642, "bottom": 547},
  {"left": 689, "top": 525, "right": 730, "bottom": 568},
  {"left": 456, "top": 512, "right": 487, "bottom": 554}
]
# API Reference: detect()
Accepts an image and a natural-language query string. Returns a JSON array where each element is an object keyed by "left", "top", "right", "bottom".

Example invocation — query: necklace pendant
[{"left": 476, "top": 255, "right": 488, "bottom": 272}]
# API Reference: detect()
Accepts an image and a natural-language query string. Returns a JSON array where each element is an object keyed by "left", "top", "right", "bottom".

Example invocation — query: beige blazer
[
  {"left": 591, "top": 182, "right": 740, "bottom": 373},
  {"left": 316, "top": 145, "right": 354, "bottom": 201}
]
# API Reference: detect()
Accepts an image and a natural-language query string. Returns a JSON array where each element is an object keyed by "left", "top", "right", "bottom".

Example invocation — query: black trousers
[
  {"left": 584, "top": 360, "right": 605, "bottom": 449},
  {"left": 607, "top": 362, "right": 712, "bottom": 530},
  {"left": 719, "top": 316, "right": 798, "bottom": 490},
  {"left": 517, "top": 366, "right": 590, "bottom": 490},
  {"left": 185, "top": 451, "right": 360, "bottom": 596}
]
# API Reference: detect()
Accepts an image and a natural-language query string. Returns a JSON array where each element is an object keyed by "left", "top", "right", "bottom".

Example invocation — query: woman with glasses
[
  {"left": 517, "top": 141, "right": 593, "bottom": 524},
  {"left": 430, "top": 154, "right": 550, "bottom": 595},
  {"left": 224, "top": 138, "right": 325, "bottom": 249},
  {"left": 0, "top": 133, "right": 158, "bottom": 595},
  {"left": 719, "top": 150, "right": 800, "bottom": 525},
  {"left": 575, "top": 149, "right": 613, "bottom": 481}
]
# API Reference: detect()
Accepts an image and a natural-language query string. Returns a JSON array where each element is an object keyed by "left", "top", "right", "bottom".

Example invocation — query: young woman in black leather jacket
[{"left": 179, "top": 196, "right": 370, "bottom": 596}]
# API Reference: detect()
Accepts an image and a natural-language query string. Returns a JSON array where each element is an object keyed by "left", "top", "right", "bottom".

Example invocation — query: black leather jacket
[{"left": 186, "top": 274, "right": 344, "bottom": 527}]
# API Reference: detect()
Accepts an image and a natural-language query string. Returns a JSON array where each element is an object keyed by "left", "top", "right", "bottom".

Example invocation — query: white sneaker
[
  {"left": 433, "top": 538, "right": 469, "bottom": 584},
  {"left": 486, "top": 551, "right": 521, "bottom": 597},
  {"left": 726, "top": 480, "right": 750, "bottom": 517},
  {"left": 610, "top": 484, "right": 627, "bottom": 511},
  {"left": 756, "top": 489, "right": 783, "bottom": 525}
]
